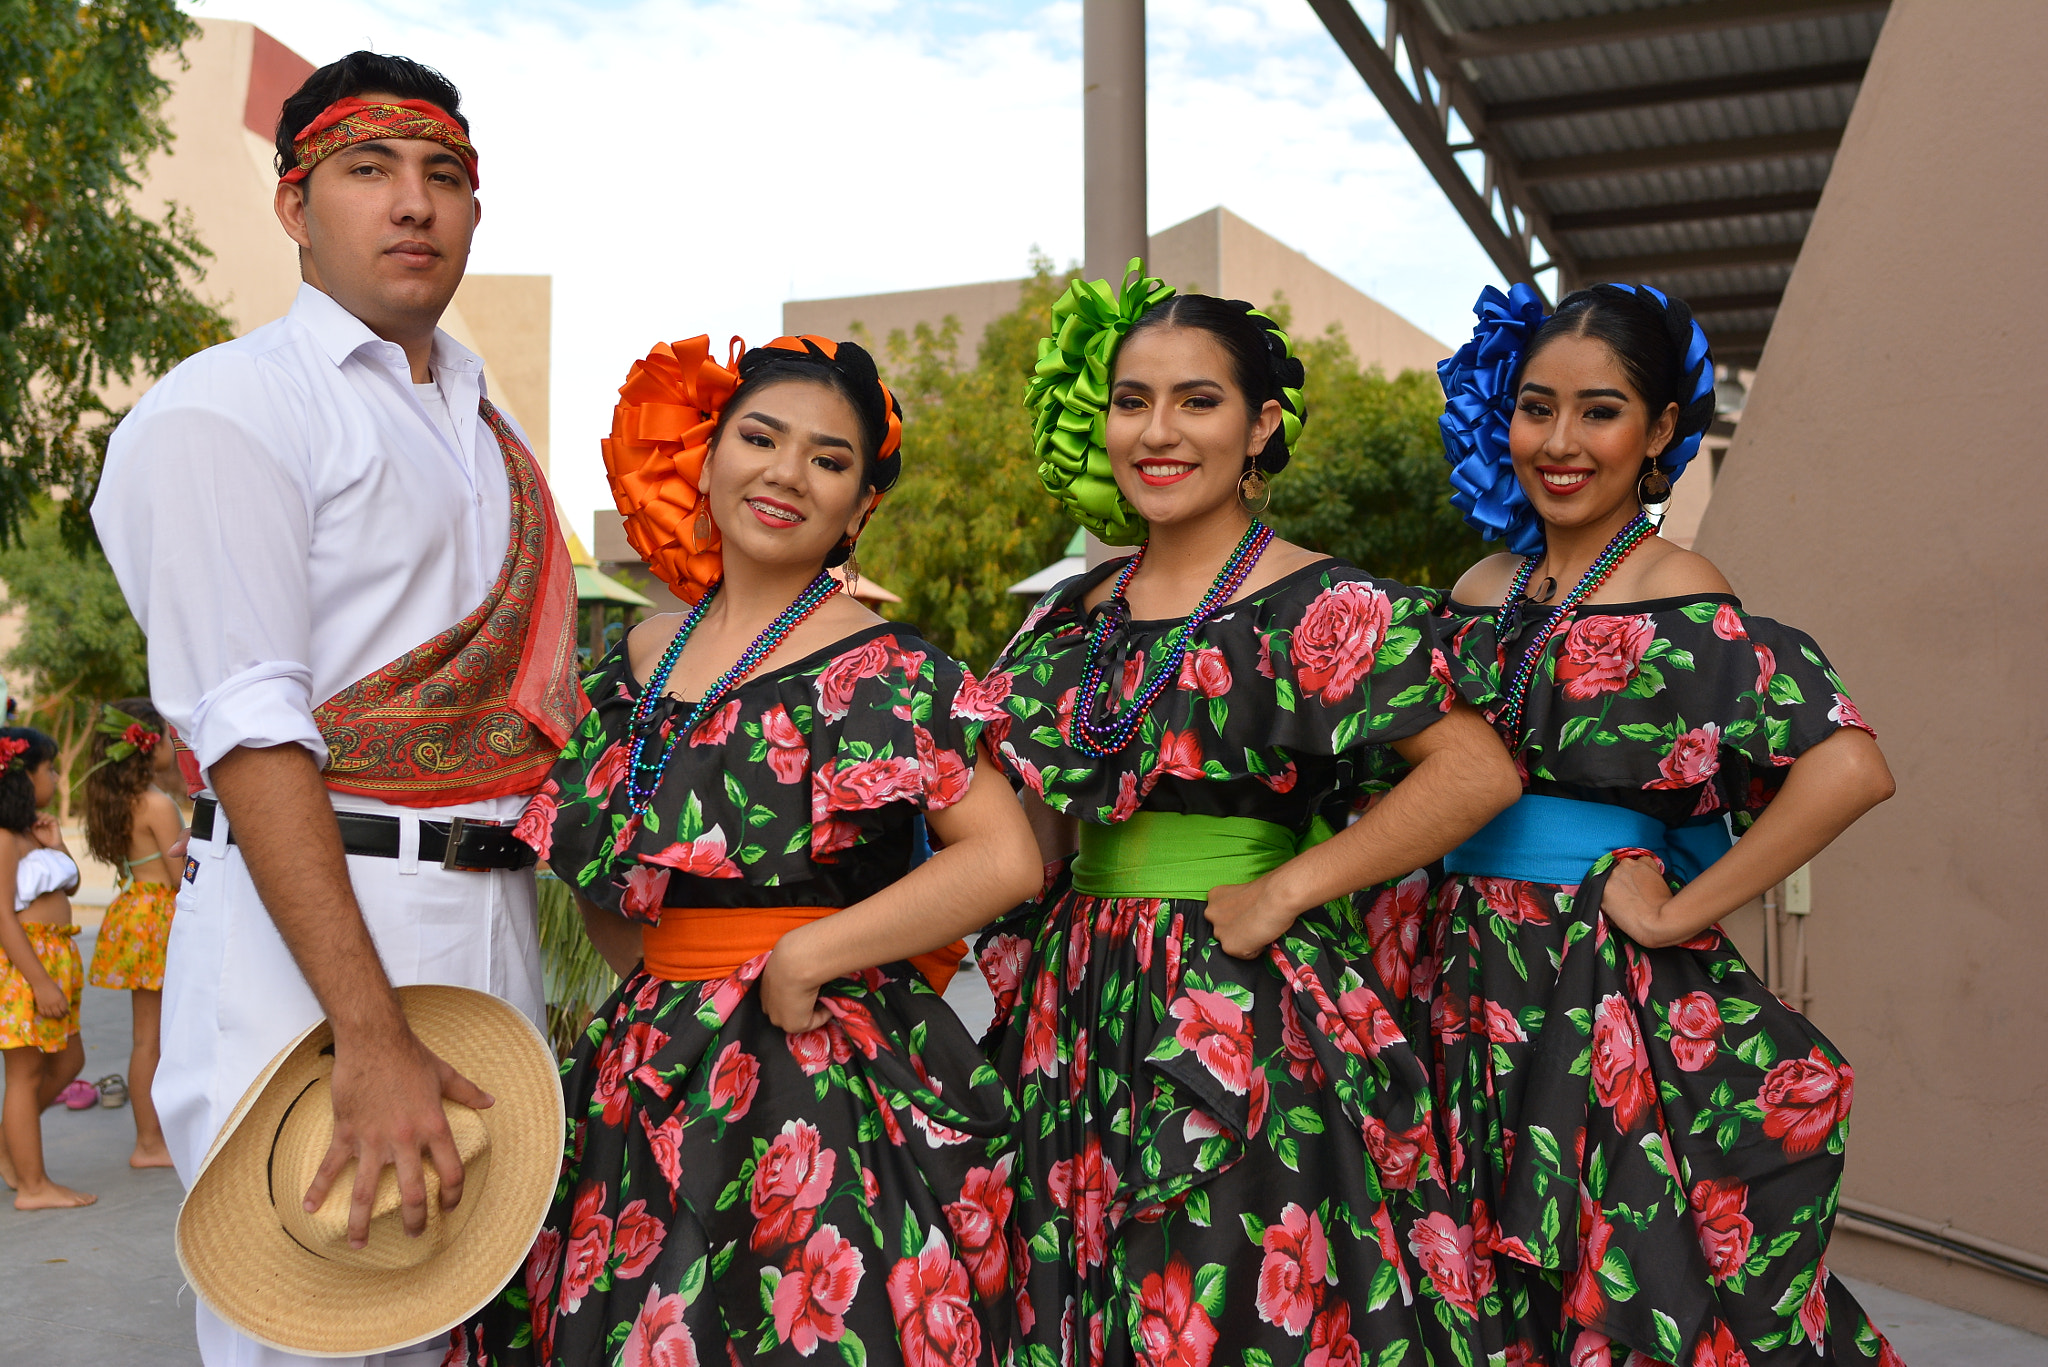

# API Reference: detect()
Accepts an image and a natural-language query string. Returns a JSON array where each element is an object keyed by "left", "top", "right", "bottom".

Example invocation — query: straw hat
[{"left": 176, "top": 985, "right": 564, "bottom": 1358}]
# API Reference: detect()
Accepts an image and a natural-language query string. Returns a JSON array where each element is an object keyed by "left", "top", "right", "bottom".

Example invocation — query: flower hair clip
[
  {"left": 86, "top": 705, "right": 162, "bottom": 776},
  {"left": 0, "top": 737, "right": 30, "bottom": 772}
]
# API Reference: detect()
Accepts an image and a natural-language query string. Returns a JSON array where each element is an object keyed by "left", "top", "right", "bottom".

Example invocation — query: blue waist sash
[{"left": 1445, "top": 793, "right": 1732, "bottom": 886}]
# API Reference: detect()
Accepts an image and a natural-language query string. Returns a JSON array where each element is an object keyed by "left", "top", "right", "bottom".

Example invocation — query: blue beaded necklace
[
  {"left": 624, "top": 571, "right": 841, "bottom": 816},
  {"left": 1067, "top": 520, "right": 1274, "bottom": 758},
  {"left": 1493, "top": 511, "right": 1655, "bottom": 746}
]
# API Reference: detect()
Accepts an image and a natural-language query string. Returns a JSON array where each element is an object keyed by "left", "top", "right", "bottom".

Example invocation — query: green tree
[
  {"left": 1267, "top": 325, "right": 1493, "bottom": 590},
  {"left": 2, "top": 0, "right": 232, "bottom": 545},
  {"left": 0, "top": 500, "right": 149, "bottom": 817},
  {"left": 859, "top": 256, "right": 1080, "bottom": 671}
]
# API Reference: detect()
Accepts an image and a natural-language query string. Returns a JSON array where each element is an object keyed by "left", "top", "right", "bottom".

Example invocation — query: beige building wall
[
  {"left": 116, "top": 19, "right": 553, "bottom": 467},
  {"left": 784, "top": 207, "right": 1448, "bottom": 378},
  {"left": 1694, "top": 0, "right": 2048, "bottom": 1334}
]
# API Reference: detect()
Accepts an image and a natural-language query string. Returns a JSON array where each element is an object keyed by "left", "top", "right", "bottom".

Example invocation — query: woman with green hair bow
[{"left": 968, "top": 265, "right": 1521, "bottom": 1367}]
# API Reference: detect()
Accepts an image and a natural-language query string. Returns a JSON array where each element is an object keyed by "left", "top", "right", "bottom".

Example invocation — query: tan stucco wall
[
  {"left": 145, "top": 19, "right": 303, "bottom": 340},
  {"left": 784, "top": 207, "right": 1447, "bottom": 379},
  {"left": 786, "top": 278, "right": 1034, "bottom": 370},
  {"left": 1693, "top": 0, "right": 2048, "bottom": 1333},
  {"left": 451, "top": 274, "right": 552, "bottom": 471},
  {"left": 1193, "top": 208, "right": 1448, "bottom": 376}
]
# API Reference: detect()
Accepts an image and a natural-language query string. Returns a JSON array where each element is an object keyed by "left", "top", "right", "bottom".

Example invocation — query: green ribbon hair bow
[
  {"left": 1023, "top": 259, "right": 1175, "bottom": 545},
  {"left": 1022, "top": 261, "right": 1310, "bottom": 544}
]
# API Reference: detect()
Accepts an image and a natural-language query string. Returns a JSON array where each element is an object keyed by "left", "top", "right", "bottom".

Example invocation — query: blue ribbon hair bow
[
  {"left": 1437, "top": 282, "right": 1550, "bottom": 557},
  {"left": 1436, "top": 281, "right": 1716, "bottom": 557}
]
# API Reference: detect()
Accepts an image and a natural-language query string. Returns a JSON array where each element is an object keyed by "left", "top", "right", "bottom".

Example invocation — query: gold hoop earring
[
  {"left": 1238, "top": 467, "right": 1272, "bottom": 516},
  {"left": 1637, "top": 465, "right": 1672, "bottom": 506}
]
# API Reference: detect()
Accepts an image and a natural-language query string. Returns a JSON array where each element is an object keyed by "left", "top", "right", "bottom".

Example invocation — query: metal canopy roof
[{"left": 1308, "top": 0, "right": 1892, "bottom": 363}]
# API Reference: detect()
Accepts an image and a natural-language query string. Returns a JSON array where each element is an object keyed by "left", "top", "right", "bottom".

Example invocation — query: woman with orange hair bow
[{"left": 464, "top": 335, "right": 1042, "bottom": 1367}]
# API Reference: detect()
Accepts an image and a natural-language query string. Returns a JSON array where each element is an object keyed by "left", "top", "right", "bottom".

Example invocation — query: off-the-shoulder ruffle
[
  {"left": 983, "top": 558, "right": 1453, "bottom": 828},
  {"left": 541, "top": 626, "right": 986, "bottom": 922},
  {"left": 1441, "top": 594, "right": 1872, "bottom": 822}
]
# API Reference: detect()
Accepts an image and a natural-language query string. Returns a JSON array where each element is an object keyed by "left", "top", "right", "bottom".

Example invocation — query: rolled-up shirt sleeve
[{"left": 93, "top": 389, "right": 326, "bottom": 779}]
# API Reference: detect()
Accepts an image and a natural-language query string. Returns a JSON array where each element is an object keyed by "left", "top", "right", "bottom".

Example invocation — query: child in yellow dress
[
  {"left": 83, "top": 698, "right": 184, "bottom": 1169},
  {"left": 0, "top": 726, "right": 94, "bottom": 1209}
]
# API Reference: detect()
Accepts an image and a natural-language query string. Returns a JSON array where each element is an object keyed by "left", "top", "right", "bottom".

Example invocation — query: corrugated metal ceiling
[{"left": 1318, "top": 0, "right": 1893, "bottom": 359}]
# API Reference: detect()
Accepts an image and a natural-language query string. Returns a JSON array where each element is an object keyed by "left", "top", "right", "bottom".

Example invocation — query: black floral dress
[
  {"left": 1429, "top": 594, "right": 1902, "bottom": 1367},
  {"left": 973, "top": 559, "right": 1482, "bottom": 1367},
  {"left": 464, "top": 628, "right": 1019, "bottom": 1367}
]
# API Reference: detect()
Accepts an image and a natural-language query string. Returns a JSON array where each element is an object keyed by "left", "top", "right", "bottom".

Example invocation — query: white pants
[{"left": 163, "top": 795, "right": 545, "bottom": 1367}]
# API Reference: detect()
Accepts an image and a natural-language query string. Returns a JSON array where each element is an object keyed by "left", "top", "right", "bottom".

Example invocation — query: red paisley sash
[{"left": 313, "top": 400, "right": 588, "bottom": 806}]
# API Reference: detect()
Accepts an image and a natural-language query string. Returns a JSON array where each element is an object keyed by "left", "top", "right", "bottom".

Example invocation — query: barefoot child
[
  {"left": 83, "top": 699, "right": 183, "bottom": 1169},
  {"left": 0, "top": 726, "right": 94, "bottom": 1209}
]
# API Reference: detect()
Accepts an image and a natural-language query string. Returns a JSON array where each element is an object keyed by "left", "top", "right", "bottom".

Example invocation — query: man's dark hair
[{"left": 274, "top": 52, "right": 468, "bottom": 179}]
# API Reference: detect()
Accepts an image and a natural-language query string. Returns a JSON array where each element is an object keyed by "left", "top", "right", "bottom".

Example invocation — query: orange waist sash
[{"left": 644, "top": 905, "right": 965, "bottom": 994}]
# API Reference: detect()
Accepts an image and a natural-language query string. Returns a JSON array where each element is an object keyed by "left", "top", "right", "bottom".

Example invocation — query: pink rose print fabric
[
  {"left": 469, "top": 628, "right": 1018, "bottom": 1367},
  {"left": 1421, "top": 592, "right": 1900, "bottom": 1366},
  {"left": 975, "top": 559, "right": 1483, "bottom": 1367},
  {"left": 529, "top": 627, "right": 988, "bottom": 925}
]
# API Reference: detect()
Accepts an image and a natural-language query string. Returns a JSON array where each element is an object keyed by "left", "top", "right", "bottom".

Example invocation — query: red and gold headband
[
  {"left": 279, "top": 96, "right": 480, "bottom": 188},
  {"left": 604, "top": 336, "right": 901, "bottom": 605}
]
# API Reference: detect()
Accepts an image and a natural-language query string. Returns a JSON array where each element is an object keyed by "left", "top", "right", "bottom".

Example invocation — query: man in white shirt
[{"left": 92, "top": 51, "right": 583, "bottom": 1367}]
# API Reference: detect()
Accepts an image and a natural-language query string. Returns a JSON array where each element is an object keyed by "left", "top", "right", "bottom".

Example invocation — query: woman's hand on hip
[
  {"left": 762, "top": 927, "right": 832, "bottom": 1034},
  {"left": 1598, "top": 855, "right": 1679, "bottom": 946},
  {"left": 1205, "top": 878, "right": 1296, "bottom": 959}
]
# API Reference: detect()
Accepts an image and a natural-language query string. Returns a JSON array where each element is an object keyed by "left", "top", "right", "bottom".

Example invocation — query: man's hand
[
  {"left": 761, "top": 928, "right": 831, "bottom": 1035},
  {"left": 1598, "top": 856, "right": 1678, "bottom": 946},
  {"left": 1205, "top": 879, "right": 1297, "bottom": 959},
  {"left": 303, "top": 1025, "right": 495, "bottom": 1248}
]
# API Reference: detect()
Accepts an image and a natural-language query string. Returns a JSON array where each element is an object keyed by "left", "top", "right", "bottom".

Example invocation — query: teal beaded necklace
[
  {"left": 625, "top": 571, "right": 841, "bottom": 816},
  {"left": 1493, "top": 511, "right": 1655, "bottom": 746}
]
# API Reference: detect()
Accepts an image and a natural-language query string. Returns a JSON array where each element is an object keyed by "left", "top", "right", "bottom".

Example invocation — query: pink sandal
[{"left": 58, "top": 1080, "right": 97, "bottom": 1110}]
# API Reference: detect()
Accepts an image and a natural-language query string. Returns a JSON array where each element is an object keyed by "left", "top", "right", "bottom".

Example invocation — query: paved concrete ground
[
  {"left": 2, "top": 935, "right": 2040, "bottom": 1367},
  {"left": 0, "top": 929, "right": 200, "bottom": 1364}
]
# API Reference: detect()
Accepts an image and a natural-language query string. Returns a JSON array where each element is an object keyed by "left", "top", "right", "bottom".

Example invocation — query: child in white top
[{"left": 0, "top": 727, "right": 93, "bottom": 1208}]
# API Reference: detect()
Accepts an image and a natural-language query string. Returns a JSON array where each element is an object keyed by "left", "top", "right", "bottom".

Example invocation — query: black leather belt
[{"left": 191, "top": 798, "right": 536, "bottom": 872}]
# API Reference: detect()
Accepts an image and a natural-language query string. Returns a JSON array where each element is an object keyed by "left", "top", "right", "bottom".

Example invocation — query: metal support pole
[
  {"left": 1082, "top": 0, "right": 1147, "bottom": 282},
  {"left": 1082, "top": 0, "right": 1146, "bottom": 565}
]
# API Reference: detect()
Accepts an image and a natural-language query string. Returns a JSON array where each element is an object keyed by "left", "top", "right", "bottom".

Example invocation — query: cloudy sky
[{"left": 186, "top": 0, "right": 1504, "bottom": 538}]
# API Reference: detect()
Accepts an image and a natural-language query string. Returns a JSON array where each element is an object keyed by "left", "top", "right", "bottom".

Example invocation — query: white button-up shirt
[{"left": 94, "top": 283, "right": 524, "bottom": 816}]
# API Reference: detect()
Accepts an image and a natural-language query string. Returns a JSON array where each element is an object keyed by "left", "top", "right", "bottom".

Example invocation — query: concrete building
[
  {"left": 783, "top": 206, "right": 1450, "bottom": 379},
  {"left": 113, "top": 19, "right": 553, "bottom": 467},
  {"left": 1693, "top": 0, "right": 2048, "bottom": 1334}
]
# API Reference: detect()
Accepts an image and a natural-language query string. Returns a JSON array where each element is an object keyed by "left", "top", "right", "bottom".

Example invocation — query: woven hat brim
[{"left": 176, "top": 985, "right": 564, "bottom": 1358}]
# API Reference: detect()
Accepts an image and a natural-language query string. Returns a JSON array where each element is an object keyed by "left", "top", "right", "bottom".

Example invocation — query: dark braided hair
[
  {"left": 1121, "top": 294, "right": 1308, "bottom": 474},
  {"left": 1525, "top": 285, "right": 1715, "bottom": 476}
]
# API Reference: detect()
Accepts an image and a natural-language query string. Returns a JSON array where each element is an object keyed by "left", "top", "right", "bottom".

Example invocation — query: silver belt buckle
[{"left": 440, "top": 816, "right": 495, "bottom": 873}]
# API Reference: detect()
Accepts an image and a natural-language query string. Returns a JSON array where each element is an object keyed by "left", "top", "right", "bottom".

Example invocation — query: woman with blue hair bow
[{"left": 1423, "top": 283, "right": 1904, "bottom": 1366}]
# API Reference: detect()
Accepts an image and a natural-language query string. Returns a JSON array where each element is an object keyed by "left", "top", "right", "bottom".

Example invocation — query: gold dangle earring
[
  {"left": 693, "top": 500, "right": 715, "bottom": 549},
  {"left": 1637, "top": 463, "right": 1672, "bottom": 507},
  {"left": 841, "top": 539, "right": 861, "bottom": 599},
  {"left": 1238, "top": 465, "right": 1272, "bottom": 516}
]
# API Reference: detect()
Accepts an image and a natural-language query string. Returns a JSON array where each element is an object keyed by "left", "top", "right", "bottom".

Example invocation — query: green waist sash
[{"left": 1072, "top": 811, "right": 1332, "bottom": 901}]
